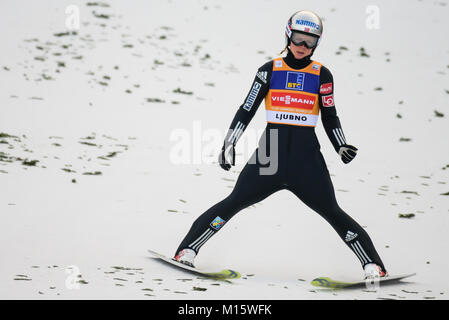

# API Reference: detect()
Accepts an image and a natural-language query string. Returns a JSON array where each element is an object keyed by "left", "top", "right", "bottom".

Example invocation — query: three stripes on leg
[
  {"left": 350, "top": 240, "right": 373, "bottom": 265},
  {"left": 189, "top": 229, "right": 215, "bottom": 252}
]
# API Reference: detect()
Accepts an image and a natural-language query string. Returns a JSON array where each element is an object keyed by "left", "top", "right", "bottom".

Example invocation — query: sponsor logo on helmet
[
  {"left": 319, "top": 83, "right": 333, "bottom": 94},
  {"left": 285, "top": 24, "right": 292, "bottom": 38},
  {"left": 285, "top": 72, "right": 305, "bottom": 91},
  {"left": 271, "top": 92, "right": 315, "bottom": 109},
  {"left": 321, "top": 94, "right": 335, "bottom": 107},
  {"left": 295, "top": 19, "right": 320, "bottom": 30},
  {"left": 210, "top": 216, "right": 226, "bottom": 230}
]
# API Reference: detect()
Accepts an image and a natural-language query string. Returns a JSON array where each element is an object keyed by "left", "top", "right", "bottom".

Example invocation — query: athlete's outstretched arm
[
  {"left": 218, "top": 61, "right": 273, "bottom": 170},
  {"left": 319, "top": 66, "right": 358, "bottom": 164}
]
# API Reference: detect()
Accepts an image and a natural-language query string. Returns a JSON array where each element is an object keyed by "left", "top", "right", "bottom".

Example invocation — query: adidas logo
[
  {"left": 345, "top": 231, "right": 358, "bottom": 242},
  {"left": 256, "top": 71, "right": 267, "bottom": 84}
]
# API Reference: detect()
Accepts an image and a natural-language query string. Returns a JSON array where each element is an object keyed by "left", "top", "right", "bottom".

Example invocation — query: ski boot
[
  {"left": 174, "top": 248, "right": 196, "bottom": 267},
  {"left": 364, "top": 263, "right": 388, "bottom": 279}
]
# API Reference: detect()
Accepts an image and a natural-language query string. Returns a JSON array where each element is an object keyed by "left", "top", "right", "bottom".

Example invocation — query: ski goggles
[{"left": 290, "top": 31, "right": 319, "bottom": 49}]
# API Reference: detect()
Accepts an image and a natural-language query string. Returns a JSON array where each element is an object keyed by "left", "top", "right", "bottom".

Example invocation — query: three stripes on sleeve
[
  {"left": 227, "top": 121, "right": 246, "bottom": 145},
  {"left": 332, "top": 127, "right": 346, "bottom": 147}
]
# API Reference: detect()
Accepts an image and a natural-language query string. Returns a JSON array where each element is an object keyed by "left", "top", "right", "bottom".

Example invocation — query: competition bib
[{"left": 265, "top": 57, "right": 322, "bottom": 127}]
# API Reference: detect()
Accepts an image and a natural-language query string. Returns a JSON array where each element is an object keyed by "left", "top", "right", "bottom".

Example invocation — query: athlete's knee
[
  {"left": 201, "top": 193, "right": 242, "bottom": 222},
  {"left": 314, "top": 202, "right": 342, "bottom": 218},
  {"left": 316, "top": 204, "right": 351, "bottom": 228}
]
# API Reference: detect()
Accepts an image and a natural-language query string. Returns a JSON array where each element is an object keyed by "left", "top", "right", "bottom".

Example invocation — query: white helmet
[{"left": 285, "top": 10, "right": 323, "bottom": 48}]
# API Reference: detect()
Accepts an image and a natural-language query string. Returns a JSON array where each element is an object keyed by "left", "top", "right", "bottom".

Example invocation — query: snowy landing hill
[{"left": 0, "top": 0, "right": 448, "bottom": 299}]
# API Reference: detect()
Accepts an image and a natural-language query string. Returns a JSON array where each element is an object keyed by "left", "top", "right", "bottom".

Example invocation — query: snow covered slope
[{"left": 0, "top": 0, "right": 448, "bottom": 300}]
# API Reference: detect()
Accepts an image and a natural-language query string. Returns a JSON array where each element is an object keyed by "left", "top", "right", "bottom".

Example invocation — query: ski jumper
[{"left": 175, "top": 50, "right": 386, "bottom": 272}]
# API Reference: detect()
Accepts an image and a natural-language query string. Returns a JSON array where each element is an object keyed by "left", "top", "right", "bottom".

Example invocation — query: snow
[{"left": 0, "top": 0, "right": 448, "bottom": 300}]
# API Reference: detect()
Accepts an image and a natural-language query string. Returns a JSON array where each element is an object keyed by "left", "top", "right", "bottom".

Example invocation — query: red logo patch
[
  {"left": 321, "top": 94, "right": 335, "bottom": 107},
  {"left": 320, "top": 83, "right": 333, "bottom": 94},
  {"left": 271, "top": 92, "right": 316, "bottom": 109}
]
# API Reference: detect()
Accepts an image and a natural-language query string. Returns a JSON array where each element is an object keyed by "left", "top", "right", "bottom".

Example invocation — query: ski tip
[
  {"left": 147, "top": 249, "right": 159, "bottom": 255},
  {"left": 311, "top": 277, "right": 330, "bottom": 287},
  {"left": 311, "top": 277, "right": 351, "bottom": 288},
  {"left": 204, "top": 269, "right": 241, "bottom": 280},
  {"left": 225, "top": 269, "right": 241, "bottom": 279}
]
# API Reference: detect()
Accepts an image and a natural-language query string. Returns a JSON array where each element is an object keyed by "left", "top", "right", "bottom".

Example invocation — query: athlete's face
[{"left": 289, "top": 42, "right": 313, "bottom": 60}]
